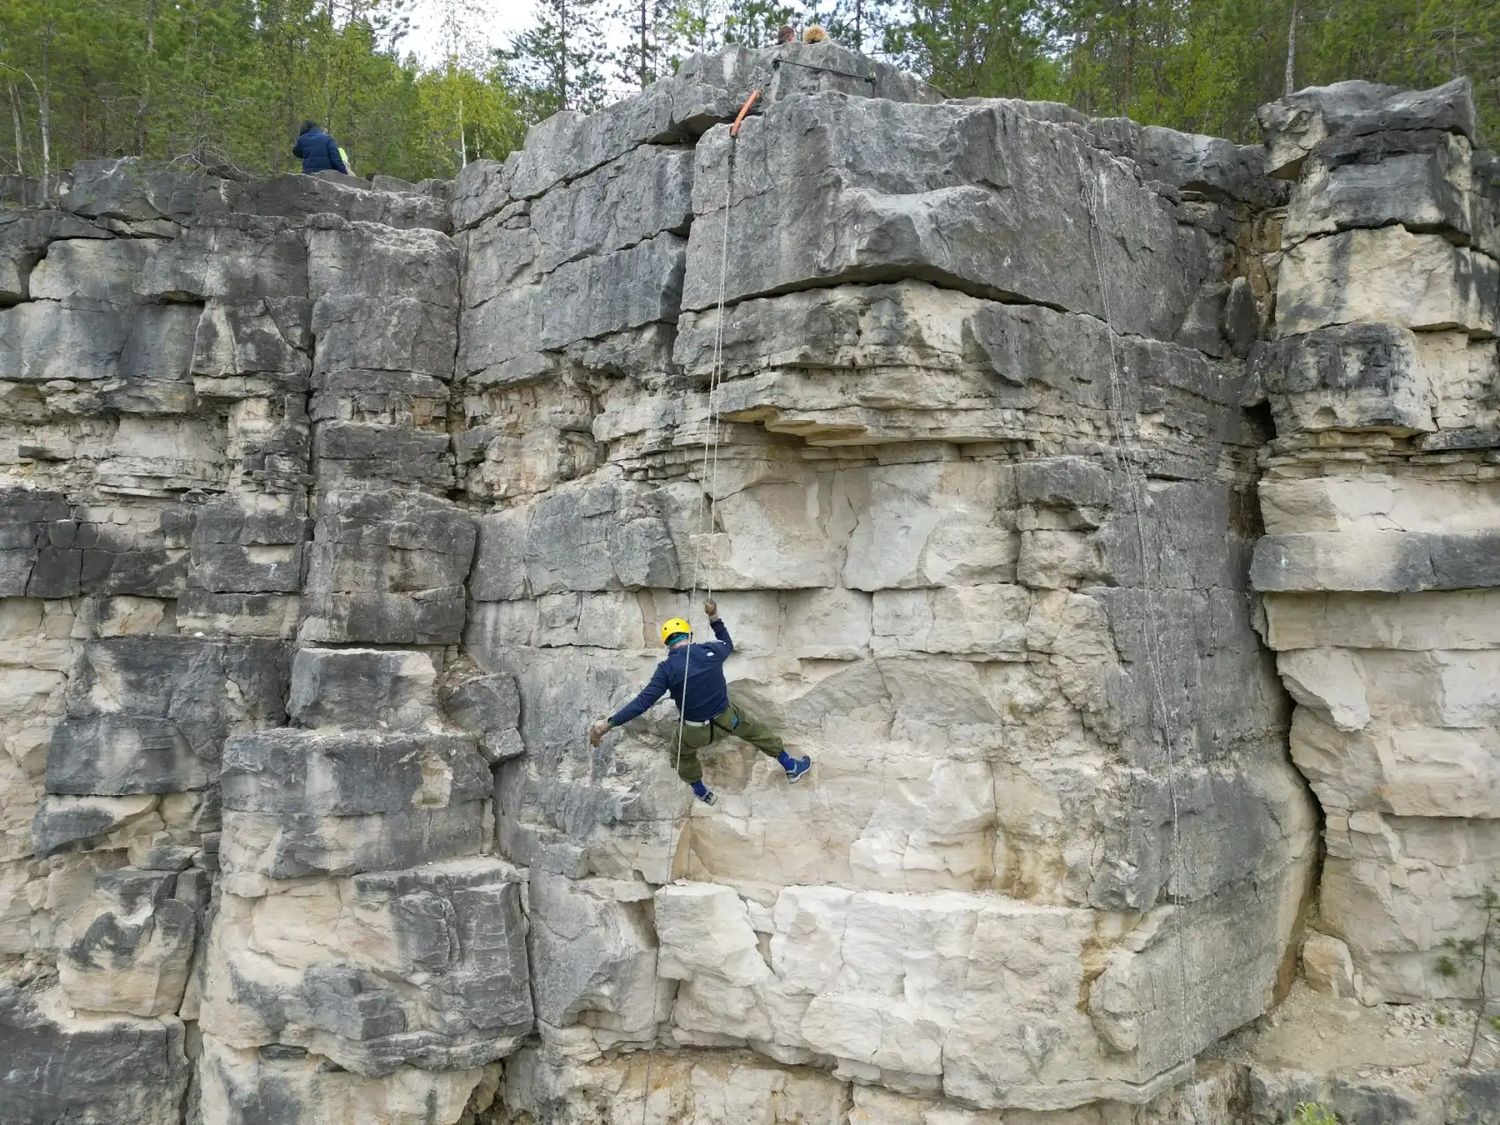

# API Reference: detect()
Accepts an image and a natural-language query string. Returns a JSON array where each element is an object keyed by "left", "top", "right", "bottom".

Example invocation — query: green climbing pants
[{"left": 670, "top": 697, "right": 785, "bottom": 784}]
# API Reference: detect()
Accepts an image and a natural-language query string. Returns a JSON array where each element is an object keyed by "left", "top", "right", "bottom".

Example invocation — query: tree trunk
[
  {"left": 458, "top": 87, "right": 467, "bottom": 168},
  {"left": 8, "top": 85, "right": 22, "bottom": 176},
  {"left": 639, "top": 0, "right": 650, "bottom": 88},
  {"left": 559, "top": 0, "right": 570, "bottom": 110},
  {"left": 38, "top": 24, "right": 53, "bottom": 196},
  {"left": 1284, "top": 0, "right": 1298, "bottom": 96},
  {"left": 135, "top": 0, "right": 159, "bottom": 154}
]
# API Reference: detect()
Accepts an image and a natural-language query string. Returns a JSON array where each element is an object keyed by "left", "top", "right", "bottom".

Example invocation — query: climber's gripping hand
[
  {"left": 704, "top": 598, "right": 718, "bottom": 620},
  {"left": 588, "top": 718, "right": 612, "bottom": 748}
]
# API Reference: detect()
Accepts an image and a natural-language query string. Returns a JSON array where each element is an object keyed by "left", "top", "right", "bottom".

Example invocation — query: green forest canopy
[{"left": 0, "top": 0, "right": 1494, "bottom": 189}]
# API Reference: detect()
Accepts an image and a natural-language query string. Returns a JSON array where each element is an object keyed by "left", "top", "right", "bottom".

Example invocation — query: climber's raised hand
[
  {"left": 704, "top": 598, "right": 718, "bottom": 619},
  {"left": 588, "top": 718, "right": 612, "bottom": 748}
]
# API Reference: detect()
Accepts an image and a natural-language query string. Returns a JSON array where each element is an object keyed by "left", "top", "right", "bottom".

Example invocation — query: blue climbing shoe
[
  {"left": 690, "top": 780, "right": 717, "bottom": 806},
  {"left": 782, "top": 755, "right": 812, "bottom": 784}
]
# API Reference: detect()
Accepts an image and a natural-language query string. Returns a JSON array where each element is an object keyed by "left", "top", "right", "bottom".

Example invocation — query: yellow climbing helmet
[{"left": 659, "top": 617, "right": 692, "bottom": 645}]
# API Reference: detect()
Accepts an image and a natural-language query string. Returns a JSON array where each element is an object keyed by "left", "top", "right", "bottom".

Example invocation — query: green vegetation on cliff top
[{"left": 1, "top": 0, "right": 1494, "bottom": 188}]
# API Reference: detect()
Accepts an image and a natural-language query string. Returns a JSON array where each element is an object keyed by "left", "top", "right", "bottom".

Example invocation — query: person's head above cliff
[
  {"left": 777, "top": 25, "right": 795, "bottom": 44},
  {"left": 803, "top": 25, "right": 828, "bottom": 44},
  {"left": 299, "top": 120, "right": 319, "bottom": 136}
]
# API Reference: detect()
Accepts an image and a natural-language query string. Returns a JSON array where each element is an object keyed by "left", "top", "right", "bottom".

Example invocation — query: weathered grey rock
[
  {"left": 190, "top": 297, "right": 313, "bottom": 394},
  {"left": 225, "top": 173, "right": 449, "bottom": 231},
  {"left": 539, "top": 232, "right": 687, "bottom": 350},
  {"left": 0, "top": 299, "right": 199, "bottom": 391},
  {"left": 682, "top": 93, "right": 1218, "bottom": 341},
  {"left": 507, "top": 44, "right": 937, "bottom": 202},
  {"left": 530, "top": 144, "right": 694, "bottom": 274},
  {"left": 439, "top": 671, "right": 524, "bottom": 762},
  {"left": 309, "top": 367, "right": 450, "bottom": 422},
  {"left": 0, "top": 982, "right": 190, "bottom": 1124},
  {"left": 1285, "top": 130, "right": 1474, "bottom": 245},
  {"left": 450, "top": 156, "right": 515, "bottom": 231},
  {"left": 222, "top": 729, "right": 488, "bottom": 818},
  {"left": 45, "top": 637, "right": 289, "bottom": 796},
  {"left": 1253, "top": 322, "right": 1435, "bottom": 435},
  {"left": 1449, "top": 1070, "right": 1500, "bottom": 1125},
  {"left": 198, "top": 1035, "right": 497, "bottom": 1125},
  {"left": 289, "top": 647, "right": 439, "bottom": 731},
  {"left": 186, "top": 501, "right": 308, "bottom": 594},
  {"left": 62, "top": 156, "right": 223, "bottom": 222},
  {"left": 1089, "top": 117, "right": 1284, "bottom": 205},
  {"left": 31, "top": 794, "right": 162, "bottom": 858},
  {"left": 1258, "top": 77, "right": 1477, "bottom": 178},
  {"left": 527, "top": 872, "right": 657, "bottom": 1042},
  {"left": 57, "top": 866, "right": 198, "bottom": 1016},
  {"left": 300, "top": 490, "right": 475, "bottom": 645},
  {"left": 200, "top": 859, "right": 532, "bottom": 1075},
  {"left": 470, "top": 478, "right": 682, "bottom": 600},
  {"left": 220, "top": 728, "right": 488, "bottom": 877},
  {"left": 220, "top": 803, "right": 487, "bottom": 879},
  {"left": 1277, "top": 226, "right": 1498, "bottom": 337},
  {"left": 312, "top": 292, "right": 458, "bottom": 380},
  {"left": 1253, "top": 531, "right": 1500, "bottom": 593},
  {"left": 311, "top": 421, "right": 455, "bottom": 492},
  {"left": 137, "top": 216, "right": 308, "bottom": 301},
  {"left": 0, "top": 209, "right": 108, "bottom": 304}
]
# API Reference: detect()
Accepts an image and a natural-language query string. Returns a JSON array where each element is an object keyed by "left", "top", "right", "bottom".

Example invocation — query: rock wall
[
  {"left": 1251, "top": 80, "right": 1500, "bottom": 1006},
  {"left": 0, "top": 43, "right": 1493, "bottom": 1125}
]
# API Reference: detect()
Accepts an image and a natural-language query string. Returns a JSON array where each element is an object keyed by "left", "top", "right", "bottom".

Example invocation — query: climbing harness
[
  {"left": 771, "top": 56, "right": 877, "bottom": 85},
  {"left": 1076, "top": 152, "right": 1193, "bottom": 1068}
]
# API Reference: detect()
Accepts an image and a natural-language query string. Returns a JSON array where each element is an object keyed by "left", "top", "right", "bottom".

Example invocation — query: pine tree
[
  {"left": 502, "top": 0, "right": 609, "bottom": 116},
  {"left": 890, "top": 0, "right": 1048, "bottom": 98},
  {"left": 611, "top": 0, "right": 674, "bottom": 89},
  {"left": 722, "top": 1, "right": 804, "bottom": 47},
  {"left": 817, "top": 0, "right": 896, "bottom": 54}
]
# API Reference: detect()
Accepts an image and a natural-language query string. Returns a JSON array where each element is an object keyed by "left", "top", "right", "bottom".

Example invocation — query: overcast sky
[{"left": 403, "top": 0, "right": 539, "bottom": 65}]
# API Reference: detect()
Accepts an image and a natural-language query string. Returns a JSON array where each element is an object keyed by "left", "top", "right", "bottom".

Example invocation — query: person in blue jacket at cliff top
[
  {"left": 293, "top": 120, "right": 348, "bottom": 175},
  {"left": 588, "top": 600, "right": 812, "bottom": 806}
]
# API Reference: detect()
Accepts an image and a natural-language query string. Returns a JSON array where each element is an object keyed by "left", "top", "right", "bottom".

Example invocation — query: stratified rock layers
[
  {"left": 0, "top": 41, "right": 1492, "bottom": 1125},
  {"left": 1252, "top": 78, "right": 1500, "bottom": 1009}
]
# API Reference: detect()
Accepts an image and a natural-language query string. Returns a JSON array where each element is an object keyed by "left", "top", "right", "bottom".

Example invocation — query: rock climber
[
  {"left": 802, "top": 25, "right": 829, "bottom": 43},
  {"left": 588, "top": 600, "right": 811, "bottom": 806},
  {"left": 776, "top": 24, "right": 796, "bottom": 44},
  {"left": 293, "top": 120, "right": 349, "bottom": 176}
]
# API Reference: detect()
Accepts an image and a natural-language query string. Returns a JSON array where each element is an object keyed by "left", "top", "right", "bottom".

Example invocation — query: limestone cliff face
[{"left": 0, "top": 43, "right": 1493, "bottom": 1125}]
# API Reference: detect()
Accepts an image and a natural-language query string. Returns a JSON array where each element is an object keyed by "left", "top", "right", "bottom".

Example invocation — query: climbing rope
[
  {"left": 639, "top": 105, "right": 746, "bottom": 1125},
  {"left": 1076, "top": 151, "right": 1194, "bottom": 1069},
  {"left": 771, "top": 56, "right": 877, "bottom": 84}
]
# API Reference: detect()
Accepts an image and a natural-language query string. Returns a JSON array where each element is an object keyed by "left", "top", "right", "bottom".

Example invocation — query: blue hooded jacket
[
  {"left": 610, "top": 618, "right": 734, "bottom": 726},
  {"left": 293, "top": 126, "right": 347, "bottom": 175}
]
